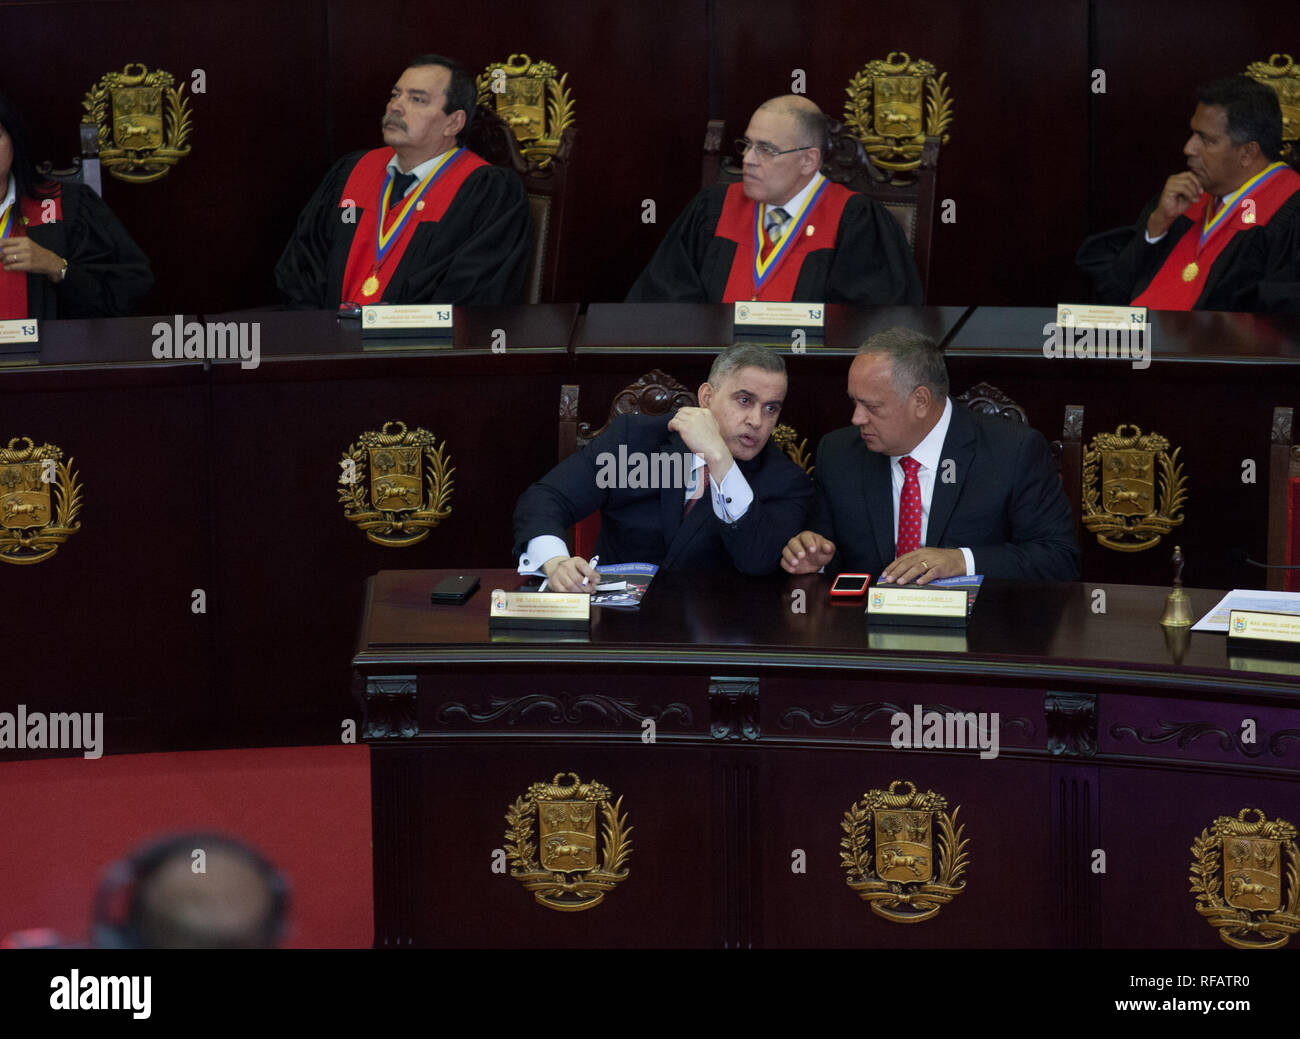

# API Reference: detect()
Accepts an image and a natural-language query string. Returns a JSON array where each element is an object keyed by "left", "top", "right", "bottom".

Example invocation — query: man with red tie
[
  {"left": 1077, "top": 76, "right": 1300, "bottom": 312},
  {"left": 275, "top": 55, "right": 531, "bottom": 308},
  {"left": 626, "top": 95, "right": 921, "bottom": 305},
  {"left": 781, "top": 328, "right": 1079, "bottom": 583}
]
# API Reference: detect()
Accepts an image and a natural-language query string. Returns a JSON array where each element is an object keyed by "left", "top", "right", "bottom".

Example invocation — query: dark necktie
[
  {"left": 684, "top": 463, "right": 710, "bottom": 516},
  {"left": 388, "top": 172, "right": 416, "bottom": 209}
]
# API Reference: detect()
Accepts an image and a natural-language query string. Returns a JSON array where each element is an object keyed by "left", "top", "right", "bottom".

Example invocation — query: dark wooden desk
[
  {"left": 4, "top": 305, "right": 1296, "bottom": 756},
  {"left": 354, "top": 568, "right": 1300, "bottom": 948}
]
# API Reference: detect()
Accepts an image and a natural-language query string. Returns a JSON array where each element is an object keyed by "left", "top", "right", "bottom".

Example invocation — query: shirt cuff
[
  {"left": 518, "top": 535, "right": 570, "bottom": 575},
  {"left": 710, "top": 463, "right": 753, "bottom": 523},
  {"left": 959, "top": 547, "right": 975, "bottom": 576},
  {"left": 1143, "top": 229, "right": 1167, "bottom": 244}
]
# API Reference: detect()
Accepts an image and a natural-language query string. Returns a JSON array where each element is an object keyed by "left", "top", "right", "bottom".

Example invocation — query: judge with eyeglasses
[{"left": 626, "top": 94, "right": 921, "bottom": 305}]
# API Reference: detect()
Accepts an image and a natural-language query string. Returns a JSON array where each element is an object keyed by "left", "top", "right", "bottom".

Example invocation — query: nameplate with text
[
  {"left": 489, "top": 589, "right": 591, "bottom": 631},
  {"left": 0, "top": 319, "right": 39, "bottom": 351},
  {"left": 866, "top": 585, "right": 968, "bottom": 628},
  {"left": 361, "top": 305, "right": 454, "bottom": 340},
  {"left": 1227, "top": 609, "right": 1300, "bottom": 650},
  {"left": 733, "top": 302, "right": 824, "bottom": 341},
  {"left": 1055, "top": 303, "right": 1147, "bottom": 331}
]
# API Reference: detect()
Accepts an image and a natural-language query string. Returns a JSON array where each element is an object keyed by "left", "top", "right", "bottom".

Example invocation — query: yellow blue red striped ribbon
[
  {"left": 376, "top": 148, "right": 462, "bottom": 267},
  {"left": 753, "top": 174, "right": 828, "bottom": 292},
  {"left": 1200, "top": 161, "right": 1288, "bottom": 247}
]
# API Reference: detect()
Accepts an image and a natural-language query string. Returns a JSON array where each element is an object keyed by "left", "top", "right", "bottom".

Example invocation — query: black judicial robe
[
  {"left": 1076, "top": 184, "right": 1300, "bottom": 312},
  {"left": 13, "top": 184, "right": 153, "bottom": 319},
  {"left": 274, "top": 149, "right": 532, "bottom": 308},
  {"left": 625, "top": 183, "right": 923, "bottom": 304}
]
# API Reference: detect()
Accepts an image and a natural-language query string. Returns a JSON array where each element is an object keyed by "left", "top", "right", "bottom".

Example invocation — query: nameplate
[
  {"left": 866, "top": 585, "right": 967, "bottom": 627},
  {"left": 1055, "top": 303, "right": 1147, "bottom": 330},
  {"left": 361, "top": 304, "right": 454, "bottom": 339},
  {"left": 488, "top": 589, "right": 590, "bottom": 631},
  {"left": 0, "top": 319, "right": 39, "bottom": 351},
  {"left": 1227, "top": 609, "right": 1300, "bottom": 649},
  {"left": 732, "top": 302, "right": 824, "bottom": 342}
]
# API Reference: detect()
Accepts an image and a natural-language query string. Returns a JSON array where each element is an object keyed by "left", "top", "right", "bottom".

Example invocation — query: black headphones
[{"left": 92, "top": 832, "right": 289, "bottom": 949}]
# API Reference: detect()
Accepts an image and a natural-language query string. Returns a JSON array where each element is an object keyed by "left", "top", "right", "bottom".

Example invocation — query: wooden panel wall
[{"left": 3, "top": 1, "right": 1295, "bottom": 311}]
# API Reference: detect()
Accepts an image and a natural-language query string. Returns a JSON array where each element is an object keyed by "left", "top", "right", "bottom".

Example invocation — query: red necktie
[
  {"left": 684, "top": 463, "right": 710, "bottom": 516},
  {"left": 897, "top": 456, "right": 922, "bottom": 555}
]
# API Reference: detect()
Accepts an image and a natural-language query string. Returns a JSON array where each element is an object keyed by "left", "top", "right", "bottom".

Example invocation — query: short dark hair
[
  {"left": 407, "top": 54, "right": 477, "bottom": 140},
  {"left": 708, "top": 343, "right": 787, "bottom": 386},
  {"left": 856, "top": 327, "right": 949, "bottom": 401},
  {"left": 0, "top": 92, "right": 54, "bottom": 200},
  {"left": 1195, "top": 76, "right": 1284, "bottom": 161}
]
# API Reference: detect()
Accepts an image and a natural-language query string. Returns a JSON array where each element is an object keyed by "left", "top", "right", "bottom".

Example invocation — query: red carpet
[{"left": 0, "top": 745, "right": 372, "bottom": 948}]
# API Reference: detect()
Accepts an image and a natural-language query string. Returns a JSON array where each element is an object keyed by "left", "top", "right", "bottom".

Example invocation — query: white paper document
[{"left": 1191, "top": 589, "right": 1300, "bottom": 633}]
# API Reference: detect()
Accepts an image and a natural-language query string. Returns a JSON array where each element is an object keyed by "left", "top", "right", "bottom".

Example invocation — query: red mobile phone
[{"left": 829, "top": 573, "right": 873, "bottom": 597}]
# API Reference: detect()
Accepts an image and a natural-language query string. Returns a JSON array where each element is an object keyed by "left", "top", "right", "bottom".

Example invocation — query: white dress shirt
[
  {"left": 517, "top": 454, "right": 755, "bottom": 575},
  {"left": 888, "top": 398, "right": 974, "bottom": 576}
]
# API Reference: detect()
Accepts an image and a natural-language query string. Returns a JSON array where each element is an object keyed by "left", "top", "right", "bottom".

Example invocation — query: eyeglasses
[{"left": 735, "top": 137, "right": 814, "bottom": 161}]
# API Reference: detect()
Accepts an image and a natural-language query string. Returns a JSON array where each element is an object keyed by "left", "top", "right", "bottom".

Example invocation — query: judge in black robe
[
  {"left": 0, "top": 93, "right": 152, "bottom": 319},
  {"left": 1075, "top": 189, "right": 1300, "bottom": 312},
  {"left": 274, "top": 150, "right": 531, "bottom": 308},
  {"left": 275, "top": 54, "right": 532, "bottom": 309},
  {"left": 625, "top": 183, "right": 923, "bottom": 305}
]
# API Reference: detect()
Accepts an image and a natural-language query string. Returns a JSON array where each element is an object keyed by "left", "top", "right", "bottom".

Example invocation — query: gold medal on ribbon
[
  {"left": 1181, "top": 262, "right": 1199, "bottom": 283},
  {"left": 362, "top": 274, "right": 380, "bottom": 297}
]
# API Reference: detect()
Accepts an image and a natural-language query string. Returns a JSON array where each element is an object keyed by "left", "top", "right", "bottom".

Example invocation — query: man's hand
[
  {"left": 1146, "top": 172, "right": 1203, "bottom": 239},
  {"left": 0, "top": 237, "right": 65, "bottom": 280},
  {"left": 667, "top": 406, "right": 732, "bottom": 479},
  {"left": 781, "top": 530, "right": 837, "bottom": 573},
  {"left": 881, "top": 548, "right": 966, "bottom": 585},
  {"left": 542, "top": 554, "right": 600, "bottom": 593}
]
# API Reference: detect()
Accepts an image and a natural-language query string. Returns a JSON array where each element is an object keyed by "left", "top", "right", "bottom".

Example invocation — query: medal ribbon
[
  {"left": 375, "top": 147, "right": 462, "bottom": 269},
  {"left": 752, "top": 174, "right": 828, "bottom": 292},
  {"left": 0, "top": 203, "right": 14, "bottom": 240},
  {"left": 1198, "top": 160, "right": 1288, "bottom": 250}
]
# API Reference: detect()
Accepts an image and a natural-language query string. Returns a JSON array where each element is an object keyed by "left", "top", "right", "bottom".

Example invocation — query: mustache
[{"left": 382, "top": 116, "right": 407, "bottom": 131}]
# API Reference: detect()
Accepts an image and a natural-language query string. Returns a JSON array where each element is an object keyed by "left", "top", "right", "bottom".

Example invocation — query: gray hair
[
  {"left": 856, "top": 327, "right": 949, "bottom": 401},
  {"left": 708, "top": 343, "right": 787, "bottom": 386}
]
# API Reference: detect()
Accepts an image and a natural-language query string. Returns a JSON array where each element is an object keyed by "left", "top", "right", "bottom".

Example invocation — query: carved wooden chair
[
  {"left": 558, "top": 371, "right": 814, "bottom": 558},
  {"left": 955, "top": 382, "right": 1084, "bottom": 542},
  {"left": 37, "top": 123, "right": 103, "bottom": 196},
  {"left": 1267, "top": 406, "right": 1300, "bottom": 591},
  {"left": 463, "top": 104, "right": 572, "bottom": 303},
  {"left": 473, "top": 55, "right": 576, "bottom": 303}
]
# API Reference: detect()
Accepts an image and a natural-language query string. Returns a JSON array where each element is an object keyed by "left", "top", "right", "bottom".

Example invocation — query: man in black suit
[
  {"left": 514, "top": 344, "right": 813, "bottom": 592},
  {"left": 782, "top": 328, "right": 1078, "bottom": 583}
]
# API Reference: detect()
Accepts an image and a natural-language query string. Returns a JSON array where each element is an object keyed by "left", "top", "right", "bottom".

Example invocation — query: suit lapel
[
  {"left": 861, "top": 444, "right": 896, "bottom": 566},
  {"left": 927, "top": 401, "right": 975, "bottom": 545}
]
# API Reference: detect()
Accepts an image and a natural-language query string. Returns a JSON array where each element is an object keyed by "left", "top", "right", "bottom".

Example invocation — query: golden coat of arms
[
  {"left": 1190, "top": 808, "right": 1300, "bottom": 949},
  {"left": 840, "top": 780, "right": 969, "bottom": 922},
  {"left": 504, "top": 772, "right": 632, "bottom": 911},
  {"left": 337, "top": 421, "right": 454, "bottom": 547},
  {"left": 1081, "top": 425, "right": 1186, "bottom": 551},
  {"left": 1246, "top": 54, "right": 1299, "bottom": 160},
  {"left": 476, "top": 54, "right": 575, "bottom": 170},
  {"left": 0, "top": 437, "right": 83, "bottom": 566},
  {"left": 82, "top": 64, "right": 194, "bottom": 183},
  {"left": 843, "top": 52, "right": 954, "bottom": 174}
]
